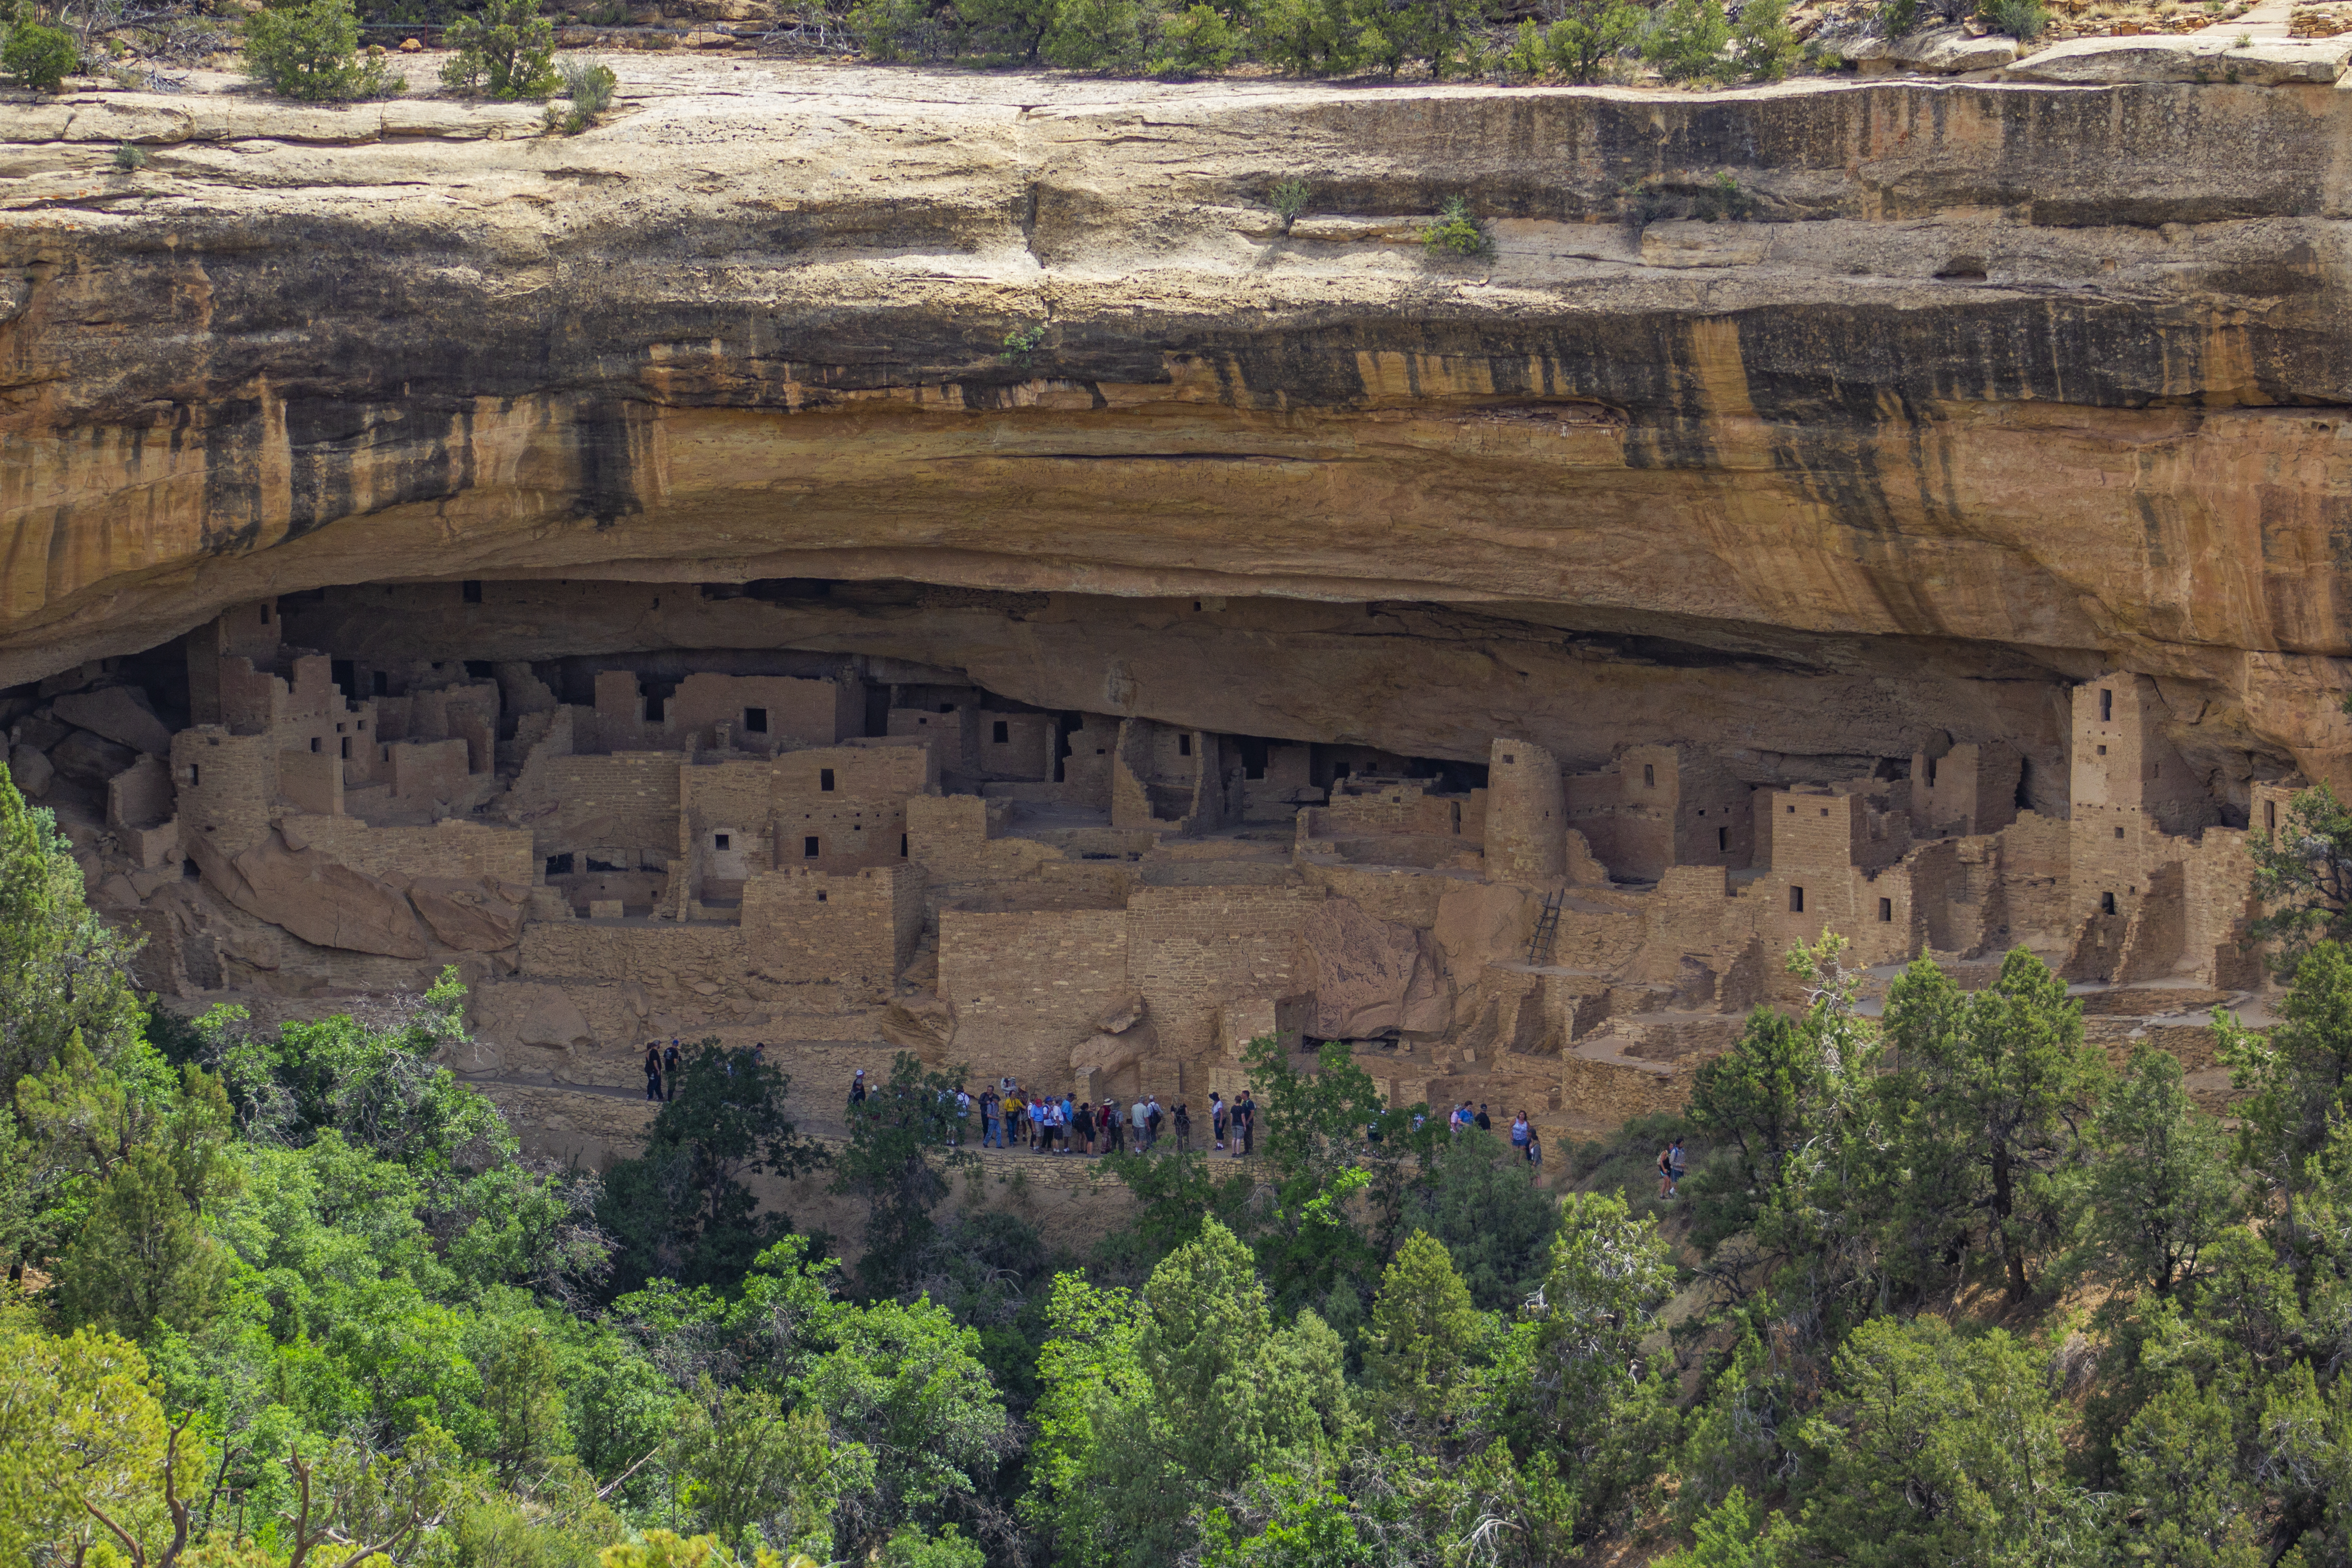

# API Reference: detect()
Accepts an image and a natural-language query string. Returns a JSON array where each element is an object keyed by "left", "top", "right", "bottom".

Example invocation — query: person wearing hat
[{"left": 850, "top": 1069, "right": 868, "bottom": 1109}]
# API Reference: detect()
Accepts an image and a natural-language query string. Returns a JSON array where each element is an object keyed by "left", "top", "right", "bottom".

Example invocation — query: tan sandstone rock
[{"left": 53, "top": 686, "right": 173, "bottom": 755}]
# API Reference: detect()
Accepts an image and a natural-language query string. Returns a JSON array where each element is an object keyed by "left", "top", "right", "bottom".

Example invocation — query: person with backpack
[
  {"left": 1235, "top": 1091, "right": 1256, "bottom": 1156},
  {"left": 662, "top": 1041, "right": 680, "bottom": 1101},
  {"left": 1103, "top": 1099, "right": 1123, "bottom": 1154},
  {"left": 981, "top": 1087, "right": 1002, "bottom": 1148},
  {"left": 1668, "top": 1137, "right": 1687, "bottom": 1196},
  {"left": 1657, "top": 1140, "right": 1678, "bottom": 1198},
  {"left": 1173, "top": 1102, "right": 1191, "bottom": 1153},
  {"left": 1145, "top": 1095, "right": 1163, "bottom": 1151},
  {"left": 643, "top": 1043, "right": 663, "bottom": 1102}
]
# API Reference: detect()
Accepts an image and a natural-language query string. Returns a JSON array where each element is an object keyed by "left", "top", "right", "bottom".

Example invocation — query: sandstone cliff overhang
[{"left": 4, "top": 62, "right": 2350, "bottom": 787}]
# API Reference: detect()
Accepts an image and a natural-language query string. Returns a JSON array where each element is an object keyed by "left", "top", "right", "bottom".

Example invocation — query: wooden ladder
[{"left": 1525, "top": 888, "right": 1562, "bottom": 967}]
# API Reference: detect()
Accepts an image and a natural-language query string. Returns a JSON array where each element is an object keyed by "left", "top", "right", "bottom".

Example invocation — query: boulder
[
  {"left": 53, "top": 686, "right": 173, "bottom": 755},
  {"left": 190, "top": 828, "right": 433, "bottom": 958},
  {"left": 408, "top": 875, "right": 528, "bottom": 951},
  {"left": 1094, "top": 990, "right": 1146, "bottom": 1034},
  {"left": 1296, "top": 898, "right": 1442, "bottom": 1040},
  {"left": 8, "top": 743, "right": 53, "bottom": 798},
  {"left": 48, "top": 727, "right": 138, "bottom": 787},
  {"left": 1887, "top": 24, "right": 2020, "bottom": 71},
  {"left": 2004, "top": 35, "right": 2352, "bottom": 83},
  {"left": 468, "top": 981, "right": 594, "bottom": 1054}
]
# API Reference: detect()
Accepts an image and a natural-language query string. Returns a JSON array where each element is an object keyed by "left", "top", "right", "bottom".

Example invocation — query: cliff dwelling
[
  {"left": 6, "top": 61, "right": 2343, "bottom": 1167},
  {"left": 8, "top": 572, "right": 2288, "bottom": 1161}
]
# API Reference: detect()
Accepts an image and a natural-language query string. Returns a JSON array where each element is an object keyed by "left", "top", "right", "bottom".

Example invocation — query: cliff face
[{"left": 6, "top": 62, "right": 2351, "bottom": 796}]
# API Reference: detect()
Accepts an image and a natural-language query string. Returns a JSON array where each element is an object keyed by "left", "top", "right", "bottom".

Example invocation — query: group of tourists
[
  {"left": 845, "top": 1070, "right": 1259, "bottom": 1158},
  {"left": 1445, "top": 1099, "right": 1545, "bottom": 1173}
]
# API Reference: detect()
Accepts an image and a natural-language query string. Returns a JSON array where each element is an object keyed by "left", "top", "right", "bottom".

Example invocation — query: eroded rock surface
[{"left": 3, "top": 63, "right": 2351, "bottom": 790}]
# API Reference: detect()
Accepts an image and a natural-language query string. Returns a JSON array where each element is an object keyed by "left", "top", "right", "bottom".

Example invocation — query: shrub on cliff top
[
  {"left": 442, "top": 0, "right": 560, "bottom": 98},
  {"left": 243, "top": 0, "right": 405, "bottom": 101},
  {"left": 3, "top": 21, "right": 79, "bottom": 93}
]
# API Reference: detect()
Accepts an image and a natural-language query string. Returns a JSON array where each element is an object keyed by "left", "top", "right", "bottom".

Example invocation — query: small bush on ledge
[
  {"left": 3, "top": 20, "right": 79, "bottom": 94},
  {"left": 1420, "top": 195, "right": 1491, "bottom": 259}
]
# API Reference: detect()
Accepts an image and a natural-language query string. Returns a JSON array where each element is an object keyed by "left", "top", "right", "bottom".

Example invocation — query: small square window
[
  {"left": 2097, "top": 744, "right": 2107, "bottom": 756},
  {"left": 1178, "top": 734, "right": 1193, "bottom": 757},
  {"left": 1502, "top": 753, "right": 1516, "bottom": 765},
  {"left": 804, "top": 836, "right": 820, "bottom": 858},
  {"left": 744, "top": 707, "right": 768, "bottom": 734},
  {"left": 1786, "top": 804, "right": 1795, "bottom": 814},
  {"left": 993, "top": 720, "right": 1009, "bottom": 744},
  {"left": 816, "top": 890, "right": 827, "bottom": 903},
  {"left": 1820, "top": 807, "right": 1829, "bottom": 817},
  {"left": 715, "top": 833, "right": 730, "bottom": 851},
  {"left": 2114, "top": 826, "right": 2125, "bottom": 840},
  {"left": 820, "top": 768, "right": 836, "bottom": 792},
  {"left": 357, "top": 720, "right": 367, "bottom": 732}
]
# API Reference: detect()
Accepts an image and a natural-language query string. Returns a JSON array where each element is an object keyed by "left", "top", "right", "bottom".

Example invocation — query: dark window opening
[
  {"left": 1642, "top": 763, "right": 1655, "bottom": 788},
  {"left": 188, "top": 764, "right": 200, "bottom": 787},
  {"left": 309, "top": 736, "right": 321, "bottom": 753},
  {"left": 1178, "top": 734, "right": 1193, "bottom": 757},
  {"left": 1786, "top": 804, "right": 1796, "bottom": 814},
  {"left": 1878, "top": 897, "right": 1893, "bottom": 923},
  {"left": 585, "top": 856, "right": 623, "bottom": 873},
  {"left": 339, "top": 737, "right": 350, "bottom": 760},
  {"left": 1718, "top": 826, "right": 1729, "bottom": 854},
  {"left": 2101, "top": 891, "right": 2118, "bottom": 916},
  {"left": 2267, "top": 800, "right": 2278, "bottom": 834},
  {"left": 2099, "top": 688, "right": 2113, "bottom": 722},
  {"left": 1239, "top": 736, "right": 1269, "bottom": 781},
  {"left": 900, "top": 833, "right": 909, "bottom": 856},
  {"left": 1820, "top": 807, "right": 1830, "bottom": 817},
  {"left": 2097, "top": 744, "right": 2107, "bottom": 756},
  {"left": 464, "top": 660, "right": 492, "bottom": 680},
  {"left": 645, "top": 694, "right": 665, "bottom": 723},
  {"left": 993, "top": 720, "right": 1009, "bottom": 744},
  {"left": 182, "top": 858, "right": 201, "bottom": 879},
  {"left": 715, "top": 833, "right": 730, "bottom": 851},
  {"left": 381, "top": 746, "right": 390, "bottom": 762},
  {"left": 2115, "top": 826, "right": 2125, "bottom": 840},
  {"left": 820, "top": 768, "right": 836, "bottom": 792},
  {"left": 1926, "top": 757, "right": 1939, "bottom": 787},
  {"left": 462, "top": 581, "right": 483, "bottom": 604},
  {"left": 938, "top": 703, "right": 954, "bottom": 714},
  {"left": 1502, "top": 753, "right": 1516, "bottom": 766},
  {"left": 546, "top": 853, "right": 575, "bottom": 876},
  {"left": 259, "top": 603, "right": 272, "bottom": 625},
  {"left": 371, "top": 670, "right": 389, "bottom": 696},
  {"left": 331, "top": 659, "right": 356, "bottom": 698},
  {"left": 1789, "top": 886, "right": 1805, "bottom": 914},
  {"left": 816, "top": 890, "right": 827, "bottom": 903},
  {"left": 743, "top": 707, "right": 768, "bottom": 734},
  {"left": 803, "top": 836, "right": 821, "bottom": 858}
]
